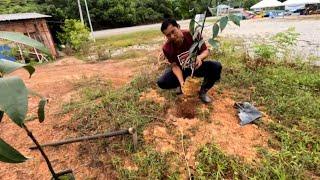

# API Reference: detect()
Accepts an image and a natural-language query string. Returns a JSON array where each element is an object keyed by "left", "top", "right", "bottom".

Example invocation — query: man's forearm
[
  {"left": 198, "top": 49, "right": 209, "bottom": 61},
  {"left": 172, "top": 64, "right": 184, "bottom": 86}
]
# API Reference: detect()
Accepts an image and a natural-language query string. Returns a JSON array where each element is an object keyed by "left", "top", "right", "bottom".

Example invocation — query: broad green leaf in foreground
[
  {"left": 0, "top": 138, "right": 28, "bottom": 163},
  {"left": 38, "top": 98, "right": 47, "bottom": 123},
  {"left": 189, "top": 18, "right": 195, "bottom": 35},
  {"left": 0, "top": 59, "right": 35, "bottom": 77},
  {"left": 212, "top": 23, "right": 219, "bottom": 39},
  {"left": 0, "top": 76, "right": 28, "bottom": 127},
  {"left": 219, "top": 16, "right": 229, "bottom": 32},
  {"left": 28, "top": 89, "right": 47, "bottom": 123},
  {"left": 0, "top": 31, "right": 50, "bottom": 54},
  {"left": 229, "top": 14, "right": 241, "bottom": 26}
]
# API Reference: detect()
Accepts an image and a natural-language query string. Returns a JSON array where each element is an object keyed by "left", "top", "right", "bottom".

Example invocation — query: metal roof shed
[{"left": 0, "top": 13, "right": 57, "bottom": 60}]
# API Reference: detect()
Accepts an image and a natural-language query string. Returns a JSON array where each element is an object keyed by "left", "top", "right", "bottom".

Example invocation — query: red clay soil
[
  {"left": 0, "top": 57, "right": 140, "bottom": 179},
  {"left": 140, "top": 89, "right": 166, "bottom": 105},
  {"left": 143, "top": 88, "right": 270, "bottom": 171}
]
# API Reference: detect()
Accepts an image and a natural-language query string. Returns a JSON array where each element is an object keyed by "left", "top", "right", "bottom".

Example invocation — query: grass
[
  {"left": 195, "top": 144, "right": 253, "bottom": 179},
  {"left": 61, "top": 33, "right": 319, "bottom": 178},
  {"left": 78, "top": 29, "right": 162, "bottom": 61},
  {"left": 112, "top": 49, "right": 149, "bottom": 60},
  {"left": 63, "top": 71, "right": 167, "bottom": 134},
  {"left": 95, "top": 29, "right": 162, "bottom": 49},
  {"left": 61, "top": 66, "right": 178, "bottom": 178},
  {"left": 194, "top": 38, "right": 320, "bottom": 179},
  {"left": 112, "top": 149, "right": 180, "bottom": 179}
]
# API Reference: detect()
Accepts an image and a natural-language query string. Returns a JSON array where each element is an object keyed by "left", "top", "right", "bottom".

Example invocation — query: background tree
[
  {"left": 0, "top": 0, "right": 246, "bottom": 45},
  {"left": 0, "top": 0, "right": 40, "bottom": 14}
]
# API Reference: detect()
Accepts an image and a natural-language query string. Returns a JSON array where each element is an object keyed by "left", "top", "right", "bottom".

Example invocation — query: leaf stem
[
  {"left": 191, "top": 0, "right": 213, "bottom": 77},
  {"left": 22, "top": 124, "right": 58, "bottom": 179}
]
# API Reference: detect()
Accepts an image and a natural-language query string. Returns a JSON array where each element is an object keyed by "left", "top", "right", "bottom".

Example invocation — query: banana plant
[
  {"left": 185, "top": 0, "right": 241, "bottom": 76},
  {"left": 0, "top": 32, "right": 73, "bottom": 179}
]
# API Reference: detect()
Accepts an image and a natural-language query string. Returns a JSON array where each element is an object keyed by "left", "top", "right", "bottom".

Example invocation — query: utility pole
[
  {"left": 217, "top": 1, "right": 219, "bottom": 16},
  {"left": 84, "top": 0, "right": 95, "bottom": 42},
  {"left": 77, "top": 0, "right": 84, "bottom": 24}
]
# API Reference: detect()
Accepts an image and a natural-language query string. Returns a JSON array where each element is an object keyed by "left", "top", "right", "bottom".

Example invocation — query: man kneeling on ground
[{"left": 157, "top": 18, "right": 222, "bottom": 103}]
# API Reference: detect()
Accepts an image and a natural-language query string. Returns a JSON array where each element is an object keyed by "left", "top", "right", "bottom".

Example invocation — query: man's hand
[{"left": 195, "top": 56, "right": 203, "bottom": 69}]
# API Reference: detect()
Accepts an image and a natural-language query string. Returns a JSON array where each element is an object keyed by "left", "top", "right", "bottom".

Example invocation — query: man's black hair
[{"left": 161, "top": 18, "right": 180, "bottom": 32}]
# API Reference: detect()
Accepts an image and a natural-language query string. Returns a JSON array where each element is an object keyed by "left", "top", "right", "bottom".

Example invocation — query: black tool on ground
[{"left": 29, "top": 127, "right": 138, "bottom": 151}]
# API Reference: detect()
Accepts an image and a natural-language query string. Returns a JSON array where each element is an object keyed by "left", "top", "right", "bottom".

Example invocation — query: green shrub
[
  {"left": 272, "top": 27, "right": 300, "bottom": 60},
  {"left": 58, "top": 19, "right": 90, "bottom": 51},
  {"left": 252, "top": 28, "right": 300, "bottom": 62},
  {"left": 253, "top": 43, "right": 277, "bottom": 60},
  {"left": 273, "top": 27, "right": 300, "bottom": 50}
]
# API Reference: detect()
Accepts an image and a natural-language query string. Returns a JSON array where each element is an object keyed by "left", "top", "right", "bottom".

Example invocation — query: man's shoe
[{"left": 199, "top": 92, "right": 212, "bottom": 103}]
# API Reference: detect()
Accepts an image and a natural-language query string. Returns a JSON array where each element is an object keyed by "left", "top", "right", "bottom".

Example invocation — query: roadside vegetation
[
  {"left": 67, "top": 29, "right": 162, "bottom": 61},
  {"left": 94, "top": 30, "right": 162, "bottom": 49}
]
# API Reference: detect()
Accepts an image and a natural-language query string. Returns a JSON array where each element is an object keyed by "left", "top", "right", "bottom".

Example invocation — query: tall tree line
[{"left": 0, "top": 0, "right": 257, "bottom": 30}]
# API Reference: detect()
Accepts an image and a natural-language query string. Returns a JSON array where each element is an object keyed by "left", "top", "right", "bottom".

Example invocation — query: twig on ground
[
  {"left": 141, "top": 114, "right": 166, "bottom": 122},
  {"left": 180, "top": 130, "right": 192, "bottom": 180}
]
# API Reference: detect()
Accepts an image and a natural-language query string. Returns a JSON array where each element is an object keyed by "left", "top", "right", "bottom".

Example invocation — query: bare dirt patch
[
  {"left": 175, "top": 98, "right": 200, "bottom": 119},
  {"left": 140, "top": 88, "right": 166, "bottom": 105},
  {"left": 143, "top": 88, "right": 270, "bottom": 174}
]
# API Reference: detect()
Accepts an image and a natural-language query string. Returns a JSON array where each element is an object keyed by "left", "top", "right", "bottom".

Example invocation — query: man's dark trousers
[{"left": 157, "top": 61, "right": 222, "bottom": 92}]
